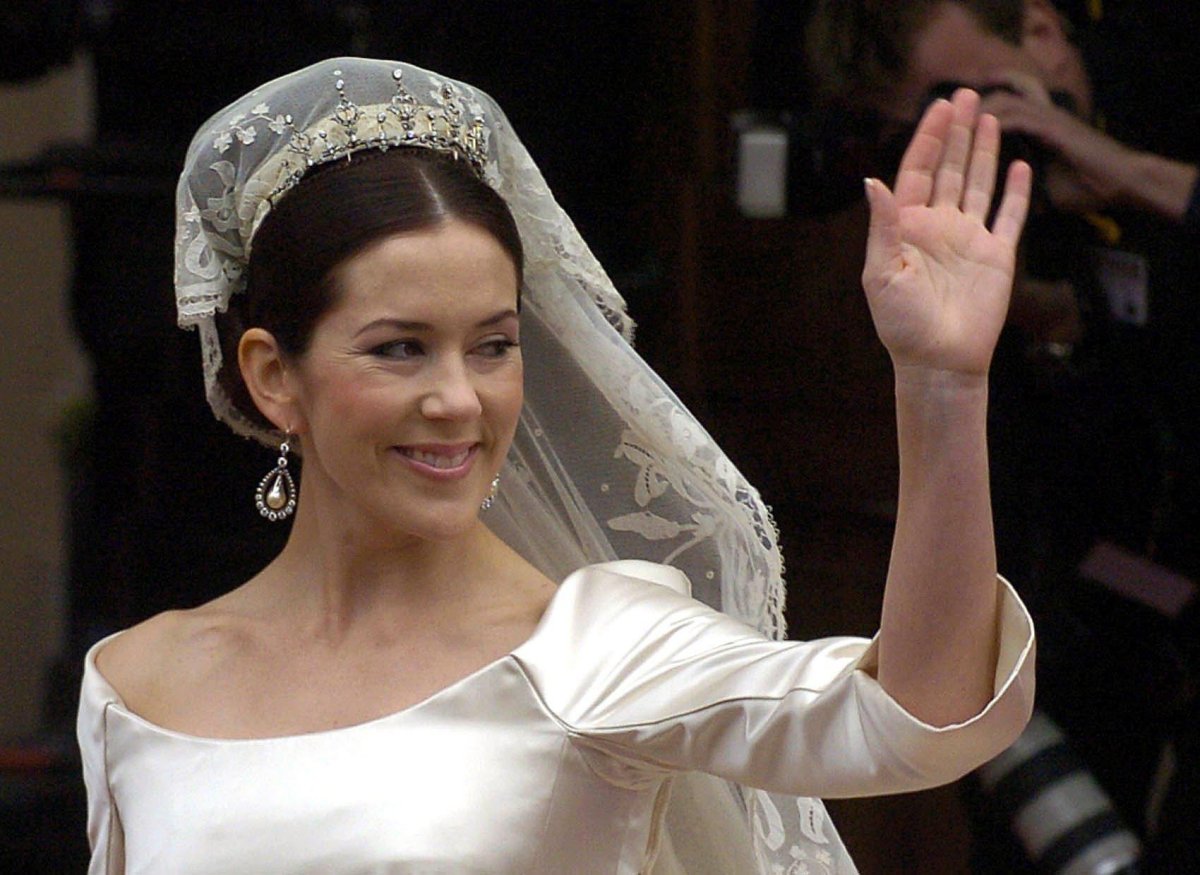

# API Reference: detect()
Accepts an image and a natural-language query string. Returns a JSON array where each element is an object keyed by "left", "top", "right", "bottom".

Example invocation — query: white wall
[{"left": 0, "top": 55, "right": 93, "bottom": 738}]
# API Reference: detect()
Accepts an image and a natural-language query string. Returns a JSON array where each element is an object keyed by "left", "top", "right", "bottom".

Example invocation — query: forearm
[
  {"left": 983, "top": 89, "right": 1199, "bottom": 224},
  {"left": 876, "top": 369, "right": 1000, "bottom": 726},
  {"left": 1116, "top": 151, "right": 1199, "bottom": 224}
]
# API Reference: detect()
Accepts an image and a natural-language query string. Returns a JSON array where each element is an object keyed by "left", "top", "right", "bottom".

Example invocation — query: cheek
[
  {"left": 489, "top": 368, "right": 525, "bottom": 433},
  {"left": 302, "top": 373, "right": 414, "bottom": 437}
]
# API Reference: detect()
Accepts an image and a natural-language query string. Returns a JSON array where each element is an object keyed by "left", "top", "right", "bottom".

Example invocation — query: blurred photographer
[
  {"left": 811, "top": 1, "right": 1198, "bottom": 224},
  {"left": 805, "top": 2, "right": 1199, "bottom": 871}
]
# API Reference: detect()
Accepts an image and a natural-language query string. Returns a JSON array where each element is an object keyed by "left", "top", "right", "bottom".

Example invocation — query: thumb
[{"left": 862, "top": 177, "right": 902, "bottom": 294}]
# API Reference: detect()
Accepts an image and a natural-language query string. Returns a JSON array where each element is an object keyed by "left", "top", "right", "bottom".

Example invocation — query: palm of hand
[{"left": 862, "top": 91, "right": 1032, "bottom": 378}]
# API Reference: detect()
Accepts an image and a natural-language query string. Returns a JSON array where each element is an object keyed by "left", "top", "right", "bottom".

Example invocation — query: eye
[
  {"left": 369, "top": 339, "right": 424, "bottom": 360},
  {"left": 473, "top": 338, "right": 519, "bottom": 359}
]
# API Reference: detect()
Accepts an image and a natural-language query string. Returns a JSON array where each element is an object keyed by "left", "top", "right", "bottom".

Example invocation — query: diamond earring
[
  {"left": 255, "top": 437, "right": 297, "bottom": 521},
  {"left": 480, "top": 474, "right": 500, "bottom": 511}
]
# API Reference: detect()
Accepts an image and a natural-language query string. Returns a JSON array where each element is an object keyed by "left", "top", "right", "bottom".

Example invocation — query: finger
[
  {"left": 977, "top": 96, "right": 1016, "bottom": 136},
  {"left": 982, "top": 89, "right": 1078, "bottom": 144},
  {"left": 962, "top": 112, "right": 1000, "bottom": 222},
  {"left": 862, "top": 177, "right": 901, "bottom": 293},
  {"left": 930, "top": 89, "right": 980, "bottom": 208},
  {"left": 977, "top": 91, "right": 1034, "bottom": 131},
  {"left": 989, "top": 159, "right": 1033, "bottom": 246},
  {"left": 892, "top": 98, "right": 955, "bottom": 209},
  {"left": 989, "top": 70, "right": 1052, "bottom": 105}
]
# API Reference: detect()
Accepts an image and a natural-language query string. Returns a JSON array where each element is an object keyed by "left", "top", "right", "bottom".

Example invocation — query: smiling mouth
[{"left": 398, "top": 446, "right": 475, "bottom": 469}]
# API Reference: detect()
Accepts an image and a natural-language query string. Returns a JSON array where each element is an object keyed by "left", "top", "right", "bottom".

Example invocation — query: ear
[{"left": 238, "top": 328, "right": 306, "bottom": 434}]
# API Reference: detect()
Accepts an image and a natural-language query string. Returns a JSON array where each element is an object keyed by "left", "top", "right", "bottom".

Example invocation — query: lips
[
  {"left": 401, "top": 446, "right": 472, "bottom": 469},
  {"left": 395, "top": 443, "right": 478, "bottom": 477}
]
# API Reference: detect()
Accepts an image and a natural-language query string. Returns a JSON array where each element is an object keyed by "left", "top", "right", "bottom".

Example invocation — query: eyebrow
[{"left": 353, "top": 308, "right": 519, "bottom": 338}]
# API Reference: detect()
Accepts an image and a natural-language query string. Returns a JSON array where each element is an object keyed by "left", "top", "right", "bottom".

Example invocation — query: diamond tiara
[
  {"left": 213, "top": 65, "right": 494, "bottom": 255},
  {"left": 291, "top": 69, "right": 487, "bottom": 176},
  {"left": 266, "top": 66, "right": 489, "bottom": 204}
]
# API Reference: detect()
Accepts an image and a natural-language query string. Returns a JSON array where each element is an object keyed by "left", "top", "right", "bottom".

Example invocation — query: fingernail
[{"left": 863, "top": 177, "right": 878, "bottom": 201}]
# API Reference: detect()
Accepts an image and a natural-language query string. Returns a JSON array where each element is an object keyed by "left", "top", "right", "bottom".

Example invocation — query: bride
[{"left": 79, "top": 58, "right": 1034, "bottom": 873}]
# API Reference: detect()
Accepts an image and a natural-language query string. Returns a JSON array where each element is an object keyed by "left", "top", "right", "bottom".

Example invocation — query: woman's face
[{"left": 287, "top": 218, "right": 522, "bottom": 542}]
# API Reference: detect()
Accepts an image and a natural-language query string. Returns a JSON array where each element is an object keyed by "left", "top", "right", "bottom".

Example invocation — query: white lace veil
[{"left": 175, "top": 57, "right": 856, "bottom": 875}]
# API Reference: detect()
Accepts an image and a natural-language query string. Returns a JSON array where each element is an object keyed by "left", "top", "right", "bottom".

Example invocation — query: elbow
[
  {"left": 913, "top": 636, "right": 1037, "bottom": 788},
  {"left": 868, "top": 634, "right": 1037, "bottom": 792}
]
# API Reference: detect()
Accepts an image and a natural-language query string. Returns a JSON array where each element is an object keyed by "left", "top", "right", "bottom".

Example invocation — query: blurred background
[{"left": 1, "top": 1, "right": 1195, "bottom": 871}]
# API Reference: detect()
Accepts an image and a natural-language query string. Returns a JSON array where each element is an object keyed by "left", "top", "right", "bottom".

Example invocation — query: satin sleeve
[
  {"left": 76, "top": 638, "right": 127, "bottom": 875},
  {"left": 515, "top": 560, "right": 1035, "bottom": 798}
]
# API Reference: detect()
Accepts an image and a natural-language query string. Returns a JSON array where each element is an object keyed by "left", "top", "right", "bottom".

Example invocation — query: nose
[{"left": 419, "top": 355, "right": 483, "bottom": 421}]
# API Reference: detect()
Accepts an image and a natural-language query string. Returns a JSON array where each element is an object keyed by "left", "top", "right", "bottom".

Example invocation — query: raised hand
[{"left": 862, "top": 89, "right": 1032, "bottom": 381}]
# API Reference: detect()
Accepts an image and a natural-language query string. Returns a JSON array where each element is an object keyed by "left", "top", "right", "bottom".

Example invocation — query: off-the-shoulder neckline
[{"left": 83, "top": 560, "right": 688, "bottom": 745}]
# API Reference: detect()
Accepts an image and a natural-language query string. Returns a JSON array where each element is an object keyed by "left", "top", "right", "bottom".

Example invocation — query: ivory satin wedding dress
[{"left": 80, "top": 561, "right": 1034, "bottom": 874}]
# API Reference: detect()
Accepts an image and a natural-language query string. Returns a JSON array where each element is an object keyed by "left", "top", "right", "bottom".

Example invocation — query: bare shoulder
[
  {"left": 497, "top": 551, "right": 558, "bottom": 621},
  {"left": 94, "top": 611, "right": 184, "bottom": 698},
  {"left": 93, "top": 601, "right": 258, "bottom": 719}
]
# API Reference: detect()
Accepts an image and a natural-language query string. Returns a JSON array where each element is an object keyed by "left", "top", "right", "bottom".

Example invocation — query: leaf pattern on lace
[
  {"left": 797, "top": 797, "right": 830, "bottom": 846},
  {"left": 752, "top": 790, "right": 787, "bottom": 851},
  {"left": 198, "top": 162, "right": 240, "bottom": 232},
  {"left": 608, "top": 512, "right": 687, "bottom": 540},
  {"left": 668, "top": 408, "right": 705, "bottom": 460},
  {"left": 607, "top": 366, "right": 783, "bottom": 581},
  {"left": 614, "top": 437, "right": 670, "bottom": 506},
  {"left": 750, "top": 791, "right": 838, "bottom": 874},
  {"left": 213, "top": 105, "right": 280, "bottom": 154}
]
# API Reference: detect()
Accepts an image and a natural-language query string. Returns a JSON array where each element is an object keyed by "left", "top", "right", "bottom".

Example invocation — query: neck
[{"left": 259, "top": 495, "right": 513, "bottom": 640}]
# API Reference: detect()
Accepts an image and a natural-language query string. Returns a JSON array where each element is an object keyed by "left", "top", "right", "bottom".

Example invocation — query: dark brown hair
[
  {"left": 805, "top": 0, "right": 1025, "bottom": 110},
  {"left": 216, "top": 147, "right": 523, "bottom": 433}
]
